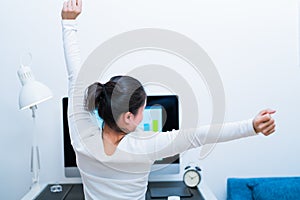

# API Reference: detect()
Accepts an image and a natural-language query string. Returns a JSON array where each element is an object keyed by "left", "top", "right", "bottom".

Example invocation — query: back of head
[{"left": 85, "top": 76, "right": 146, "bottom": 132}]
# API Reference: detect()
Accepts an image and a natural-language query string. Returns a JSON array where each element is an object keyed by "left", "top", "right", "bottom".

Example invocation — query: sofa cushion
[
  {"left": 247, "top": 179, "right": 300, "bottom": 200},
  {"left": 227, "top": 178, "right": 253, "bottom": 199}
]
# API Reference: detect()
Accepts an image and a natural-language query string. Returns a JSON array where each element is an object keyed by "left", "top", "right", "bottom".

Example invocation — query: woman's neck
[
  {"left": 102, "top": 124, "right": 125, "bottom": 145},
  {"left": 102, "top": 125, "right": 125, "bottom": 156}
]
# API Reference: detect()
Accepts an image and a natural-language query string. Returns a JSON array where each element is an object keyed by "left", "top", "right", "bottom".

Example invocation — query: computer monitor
[{"left": 62, "top": 95, "right": 180, "bottom": 178}]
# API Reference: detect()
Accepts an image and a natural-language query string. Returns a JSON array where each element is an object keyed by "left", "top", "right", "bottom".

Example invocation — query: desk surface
[{"left": 22, "top": 181, "right": 217, "bottom": 200}]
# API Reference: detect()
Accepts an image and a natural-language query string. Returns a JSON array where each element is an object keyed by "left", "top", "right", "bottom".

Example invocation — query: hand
[
  {"left": 253, "top": 109, "right": 276, "bottom": 136},
  {"left": 61, "top": 0, "right": 82, "bottom": 20}
]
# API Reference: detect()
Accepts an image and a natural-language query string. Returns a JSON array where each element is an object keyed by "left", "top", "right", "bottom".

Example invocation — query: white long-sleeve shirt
[{"left": 62, "top": 20, "right": 257, "bottom": 200}]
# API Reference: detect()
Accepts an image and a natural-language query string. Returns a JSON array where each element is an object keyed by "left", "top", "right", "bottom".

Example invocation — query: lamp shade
[
  {"left": 18, "top": 65, "right": 52, "bottom": 110},
  {"left": 19, "top": 81, "right": 52, "bottom": 110}
]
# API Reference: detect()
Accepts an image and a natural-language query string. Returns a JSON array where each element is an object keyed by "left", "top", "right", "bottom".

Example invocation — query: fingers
[
  {"left": 256, "top": 117, "right": 276, "bottom": 136},
  {"left": 75, "top": 0, "right": 82, "bottom": 12},
  {"left": 62, "top": 1, "right": 68, "bottom": 18},
  {"left": 68, "top": 0, "right": 72, "bottom": 9},
  {"left": 255, "top": 113, "right": 271, "bottom": 126},
  {"left": 259, "top": 109, "right": 276, "bottom": 116},
  {"left": 258, "top": 113, "right": 269, "bottom": 123},
  {"left": 77, "top": 0, "right": 82, "bottom": 8},
  {"left": 64, "top": 0, "right": 81, "bottom": 10},
  {"left": 259, "top": 117, "right": 275, "bottom": 130},
  {"left": 262, "top": 123, "right": 276, "bottom": 136},
  {"left": 63, "top": 1, "right": 68, "bottom": 11}
]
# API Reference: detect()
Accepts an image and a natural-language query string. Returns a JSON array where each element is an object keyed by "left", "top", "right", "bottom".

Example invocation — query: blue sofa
[{"left": 227, "top": 177, "right": 300, "bottom": 200}]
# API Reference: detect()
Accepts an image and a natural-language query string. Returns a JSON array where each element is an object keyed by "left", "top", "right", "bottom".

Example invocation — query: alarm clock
[{"left": 183, "top": 165, "right": 201, "bottom": 188}]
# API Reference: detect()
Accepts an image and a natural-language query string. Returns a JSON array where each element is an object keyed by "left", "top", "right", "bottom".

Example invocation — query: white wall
[{"left": 1, "top": 0, "right": 299, "bottom": 199}]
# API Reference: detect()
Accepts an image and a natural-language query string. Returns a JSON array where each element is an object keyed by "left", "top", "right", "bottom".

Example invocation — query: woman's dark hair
[{"left": 85, "top": 75, "right": 146, "bottom": 133}]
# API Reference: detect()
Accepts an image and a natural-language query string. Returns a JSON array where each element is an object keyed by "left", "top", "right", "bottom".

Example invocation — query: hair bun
[{"left": 85, "top": 82, "right": 104, "bottom": 111}]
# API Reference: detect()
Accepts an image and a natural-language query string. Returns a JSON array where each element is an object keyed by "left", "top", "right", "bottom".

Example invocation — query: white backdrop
[{"left": 0, "top": 0, "right": 299, "bottom": 199}]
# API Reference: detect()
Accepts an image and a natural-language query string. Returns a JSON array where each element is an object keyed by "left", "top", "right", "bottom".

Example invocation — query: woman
[{"left": 61, "top": 1, "right": 276, "bottom": 199}]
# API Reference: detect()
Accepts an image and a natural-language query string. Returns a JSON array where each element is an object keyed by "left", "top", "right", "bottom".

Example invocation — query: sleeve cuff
[
  {"left": 246, "top": 118, "right": 258, "bottom": 136},
  {"left": 62, "top": 20, "right": 78, "bottom": 31}
]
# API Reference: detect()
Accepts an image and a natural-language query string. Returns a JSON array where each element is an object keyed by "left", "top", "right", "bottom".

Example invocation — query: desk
[{"left": 22, "top": 181, "right": 217, "bottom": 200}]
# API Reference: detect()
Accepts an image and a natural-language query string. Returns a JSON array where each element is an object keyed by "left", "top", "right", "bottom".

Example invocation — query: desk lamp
[{"left": 17, "top": 53, "right": 52, "bottom": 188}]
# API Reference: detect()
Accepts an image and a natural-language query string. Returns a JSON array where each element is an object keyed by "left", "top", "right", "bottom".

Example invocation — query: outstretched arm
[{"left": 121, "top": 109, "right": 276, "bottom": 160}]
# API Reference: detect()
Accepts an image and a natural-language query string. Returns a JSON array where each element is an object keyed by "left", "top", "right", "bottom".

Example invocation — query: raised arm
[
  {"left": 61, "top": 0, "right": 101, "bottom": 150},
  {"left": 61, "top": 0, "right": 82, "bottom": 91}
]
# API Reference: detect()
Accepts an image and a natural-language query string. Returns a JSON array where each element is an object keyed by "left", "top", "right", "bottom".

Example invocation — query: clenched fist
[
  {"left": 61, "top": 0, "right": 82, "bottom": 20},
  {"left": 253, "top": 109, "right": 276, "bottom": 136}
]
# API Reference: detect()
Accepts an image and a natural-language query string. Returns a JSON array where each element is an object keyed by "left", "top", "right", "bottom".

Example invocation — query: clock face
[{"left": 183, "top": 170, "right": 200, "bottom": 187}]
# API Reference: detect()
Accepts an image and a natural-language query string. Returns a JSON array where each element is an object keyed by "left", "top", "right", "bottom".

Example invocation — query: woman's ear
[{"left": 123, "top": 112, "right": 133, "bottom": 124}]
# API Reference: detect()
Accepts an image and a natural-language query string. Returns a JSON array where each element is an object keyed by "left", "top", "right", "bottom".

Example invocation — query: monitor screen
[{"left": 62, "top": 95, "right": 180, "bottom": 178}]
